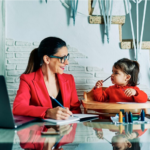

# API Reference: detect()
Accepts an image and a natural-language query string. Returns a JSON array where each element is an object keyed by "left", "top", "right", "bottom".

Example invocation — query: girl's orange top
[{"left": 93, "top": 85, "right": 148, "bottom": 103}]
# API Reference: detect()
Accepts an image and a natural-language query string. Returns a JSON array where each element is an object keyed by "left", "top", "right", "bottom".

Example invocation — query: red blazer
[
  {"left": 13, "top": 68, "right": 81, "bottom": 118},
  {"left": 17, "top": 124, "right": 77, "bottom": 150}
]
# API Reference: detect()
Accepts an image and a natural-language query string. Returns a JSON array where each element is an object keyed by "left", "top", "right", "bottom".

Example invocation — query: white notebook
[{"left": 42, "top": 114, "right": 98, "bottom": 125}]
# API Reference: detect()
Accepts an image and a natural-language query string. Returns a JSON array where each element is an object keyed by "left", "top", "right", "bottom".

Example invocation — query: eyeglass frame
[{"left": 49, "top": 53, "right": 70, "bottom": 64}]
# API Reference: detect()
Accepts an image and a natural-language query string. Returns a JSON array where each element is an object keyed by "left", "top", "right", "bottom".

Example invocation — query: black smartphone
[{"left": 41, "top": 125, "right": 60, "bottom": 135}]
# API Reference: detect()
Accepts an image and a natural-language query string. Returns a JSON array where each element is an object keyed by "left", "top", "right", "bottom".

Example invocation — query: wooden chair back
[{"left": 83, "top": 87, "right": 147, "bottom": 114}]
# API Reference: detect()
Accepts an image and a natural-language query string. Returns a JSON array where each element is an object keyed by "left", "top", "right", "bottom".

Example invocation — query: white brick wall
[
  {"left": 5, "top": 38, "right": 150, "bottom": 110},
  {"left": 5, "top": 39, "right": 38, "bottom": 107},
  {"left": 5, "top": 39, "right": 110, "bottom": 110}
]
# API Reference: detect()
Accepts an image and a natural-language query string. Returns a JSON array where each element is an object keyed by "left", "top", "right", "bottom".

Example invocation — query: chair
[
  {"left": 83, "top": 122, "right": 150, "bottom": 130},
  {"left": 82, "top": 87, "right": 149, "bottom": 114}
]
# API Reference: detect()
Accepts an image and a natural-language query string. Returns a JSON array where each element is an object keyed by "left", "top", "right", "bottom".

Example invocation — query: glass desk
[{"left": 0, "top": 115, "right": 150, "bottom": 150}]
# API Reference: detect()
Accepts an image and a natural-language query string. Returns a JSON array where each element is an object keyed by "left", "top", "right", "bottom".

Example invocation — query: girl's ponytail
[
  {"left": 132, "top": 60, "right": 140, "bottom": 71},
  {"left": 24, "top": 48, "right": 41, "bottom": 74},
  {"left": 130, "top": 60, "right": 140, "bottom": 86}
]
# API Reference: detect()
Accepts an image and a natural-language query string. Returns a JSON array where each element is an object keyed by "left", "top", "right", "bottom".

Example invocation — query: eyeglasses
[{"left": 49, "top": 53, "right": 70, "bottom": 64}]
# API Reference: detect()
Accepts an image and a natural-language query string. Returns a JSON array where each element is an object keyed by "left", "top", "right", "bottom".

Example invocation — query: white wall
[
  {"left": 0, "top": 0, "right": 5, "bottom": 75},
  {"left": 5, "top": 1, "right": 150, "bottom": 92}
]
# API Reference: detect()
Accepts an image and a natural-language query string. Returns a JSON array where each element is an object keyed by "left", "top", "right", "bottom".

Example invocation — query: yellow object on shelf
[
  {"left": 119, "top": 111, "right": 123, "bottom": 123},
  {"left": 119, "top": 124, "right": 123, "bottom": 134}
]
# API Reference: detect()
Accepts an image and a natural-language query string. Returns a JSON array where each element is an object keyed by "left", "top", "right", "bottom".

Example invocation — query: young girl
[
  {"left": 93, "top": 127, "right": 145, "bottom": 150},
  {"left": 93, "top": 58, "right": 148, "bottom": 103}
]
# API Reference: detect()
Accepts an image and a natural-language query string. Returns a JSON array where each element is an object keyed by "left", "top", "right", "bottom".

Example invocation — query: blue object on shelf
[
  {"left": 128, "top": 112, "right": 133, "bottom": 123},
  {"left": 125, "top": 112, "right": 128, "bottom": 123},
  {"left": 129, "top": 124, "right": 133, "bottom": 134},
  {"left": 141, "top": 110, "right": 145, "bottom": 121},
  {"left": 141, "top": 124, "right": 145, "bottom": 131}
]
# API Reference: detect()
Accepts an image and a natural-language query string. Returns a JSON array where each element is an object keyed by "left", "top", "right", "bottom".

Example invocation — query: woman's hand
[
  {"left": 124, "top": 88, "right": 137, "bottom": 97},
  {"left": 43, "top": 125, "right": 73, "bottom": 150},
  {"left": 45, "top": 107, "right": 72, "bottom": 120},
  {"left": 95, "top": 80, "right": 103, "bottom": 88},
  {"left": 59, "top": 124, "right": 73, "bottom": 136},
  {"left": 46, "top": 124, "right": 73, "bottom": 136}
]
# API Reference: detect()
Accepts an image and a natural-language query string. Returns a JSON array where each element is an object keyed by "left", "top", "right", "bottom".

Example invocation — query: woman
[
  {"left": 17, "top": 123, "right": 77, "bottom": 150},
  {"left": 13, "top": 37, "right": 81, "bottom": 120}
]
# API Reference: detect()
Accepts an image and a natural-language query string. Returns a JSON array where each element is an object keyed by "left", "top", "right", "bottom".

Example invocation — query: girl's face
[
  {"left": 111, "top": 66, "right": 131, "bottom": 86},
  {"left": 49, "top": 46, "right": 69, "bottom": 74},
  {"left": 112, "top": 135, "right": 132, "bottom": 150}
]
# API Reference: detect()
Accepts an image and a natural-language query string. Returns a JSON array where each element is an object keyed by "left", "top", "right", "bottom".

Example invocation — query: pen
[
  {"left": 52, "top": 136, "right": 64, "bottom": 150},
  {"left": 95, "top": 75, "right": 111, "bottom": 89},
  {"left": 103, "top": 137, "right": 111, "bottom": 144},
  {"left": 51, "top": 96, "right": 73, "bottom": 117},
  {"left": 51, "top": 96, "right": 65, "bottom": 109},
  {"left": 103, "top": 75, "right": 111, "bottom": 82}
]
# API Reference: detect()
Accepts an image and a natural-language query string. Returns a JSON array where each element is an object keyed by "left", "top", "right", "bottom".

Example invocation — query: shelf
[
  {"left": 121, "top": 40, "right": 150, "bottom": 49},
  {"left": 89, "top": 16, "right": 125, "bottom": 24}
]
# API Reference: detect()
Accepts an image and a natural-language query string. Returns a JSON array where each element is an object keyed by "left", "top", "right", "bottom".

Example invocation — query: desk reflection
[
  {"left": 1, "top": 119, "right": 150, "bottom": 150},
  {"left": 84, "top": 122, "right": 148, "bottom": 150},
  {"left": 17, "top": 123, "right": 77, "bottom": 150}
]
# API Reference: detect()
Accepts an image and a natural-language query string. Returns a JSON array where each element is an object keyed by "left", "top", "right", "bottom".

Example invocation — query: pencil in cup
[
  {"left": 51, "top": 96, "right": 73, "bottom": 117},
  {"left": 94, "top": 75, "right": 111, "bottom": 89}
]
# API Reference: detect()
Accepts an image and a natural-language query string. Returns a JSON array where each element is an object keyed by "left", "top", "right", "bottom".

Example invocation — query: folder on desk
[{"left": 42, "top": 114, "right": 98, "bottom": 125}]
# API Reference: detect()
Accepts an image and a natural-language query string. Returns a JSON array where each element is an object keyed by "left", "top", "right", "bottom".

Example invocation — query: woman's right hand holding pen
[
  {"left": 95, "top": 80, "right": 103, "bottom": 88},
  {"left": 45, "top": 107, "right": 72, "bottom": 120}
]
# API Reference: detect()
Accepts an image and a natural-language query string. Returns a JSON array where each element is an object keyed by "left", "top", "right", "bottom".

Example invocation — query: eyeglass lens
[{"left": 61, "top": 54, "right": 69, "bottom": 63}]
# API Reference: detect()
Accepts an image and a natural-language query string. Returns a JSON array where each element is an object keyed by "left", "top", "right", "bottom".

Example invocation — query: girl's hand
[
  {"left": 125, "top": 132, "right": 137, "bottom": 139},
  {"left": 95, "top": 130, "right": 103, "bottom": 139},
  {"left": 124, "top": 88, "right": 137, "bottom": 97},
  {"left": 95, "top": 80, "right": 103, "bottom": 88},
  {"left": 45, "top": 107, "right": 72, "bottom": 120}
]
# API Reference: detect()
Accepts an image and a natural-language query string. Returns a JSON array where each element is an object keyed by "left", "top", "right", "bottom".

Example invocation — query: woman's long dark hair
[{"left": 24, "top": 37, "right": 66, "bottom": 74}]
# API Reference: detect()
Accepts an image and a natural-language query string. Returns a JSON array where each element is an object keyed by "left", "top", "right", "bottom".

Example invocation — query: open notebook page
[{"left": 42, "top": 114, "right": 98, "bottom": 125}]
